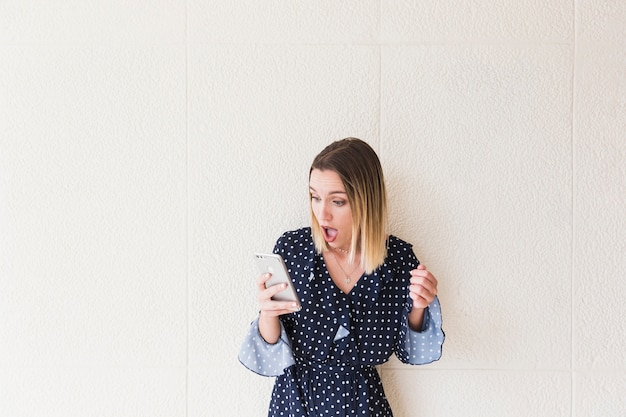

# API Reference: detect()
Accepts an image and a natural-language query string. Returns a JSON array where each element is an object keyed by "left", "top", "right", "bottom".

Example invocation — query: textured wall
[{"left": 0, "top": 1, "right": 624, "bottom": 417}]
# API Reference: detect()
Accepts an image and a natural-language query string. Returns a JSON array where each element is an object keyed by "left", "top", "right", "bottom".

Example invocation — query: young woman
[{"left": 239, "top": 138, "right": 444, "bottom": 416}]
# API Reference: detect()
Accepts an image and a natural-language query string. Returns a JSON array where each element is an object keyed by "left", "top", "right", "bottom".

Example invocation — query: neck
[{"left": 331, "top": 247, "right": 360, "bottom": 263}]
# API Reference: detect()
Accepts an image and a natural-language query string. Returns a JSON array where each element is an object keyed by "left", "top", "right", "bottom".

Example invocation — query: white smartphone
[{"left": 254, "top": 253, "right": 301, "bottom": 311}]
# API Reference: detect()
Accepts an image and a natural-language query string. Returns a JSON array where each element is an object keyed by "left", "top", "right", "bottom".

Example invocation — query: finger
[
  {"left": 410, "top": 265, "right": 427, "bottom": 277},
  {"left": 261, "top": 309, "right": 298, "bottom": 317},
  {"left": 257, "top": 273, "right": 290, "bottom": 296},
  {"left": 271, "top": 300, "right": 300, "bottom": 311},
  {"left": 256, "top": 272, "right": 272, "bottom": 290},
  {"left": 258, "top": 282, "right": 288, "bottom": 303},
  {"left": 410, "top": 269, "right": 438, "bottom": 287},
  {"left": 409, "top": 279, "right": 437, "bottom": 300},
  {"left": 266, "top": 282, "right": 289, "bottom": 297},
  {"left": 410, "top": 275, "right": 438, "bottom": 292},
  {"left": 260, "top": 299, "right": 300, "bottom": 315},
  {"left": 410, "top": 283, "right": 436, "bottom": 299},
  {"left": 411, "top": 266, "right": 431, "bottom": 275},
  {"left": 408, "top": 291, "right": 431, "bottom": 309},
  {"left": 409, "top": 289, "right": 422, "bottom": 300},
  {"left": 409, "top": 290, "right": 430, "bottom": 303}
]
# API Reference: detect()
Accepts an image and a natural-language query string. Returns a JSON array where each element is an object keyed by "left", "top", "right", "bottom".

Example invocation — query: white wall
[{"left": 1, "top": 1, "right": 624, "bottom": 416}]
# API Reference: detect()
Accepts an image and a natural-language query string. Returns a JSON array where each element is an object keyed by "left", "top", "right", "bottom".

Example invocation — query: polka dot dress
[{"left": 239, "top": 228, "right": 445, "bottom": 417}]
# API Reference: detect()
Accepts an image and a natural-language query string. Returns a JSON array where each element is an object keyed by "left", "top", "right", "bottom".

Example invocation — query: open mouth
[{"left": 322, "top": 226, "right": 338, "bottom": 242}]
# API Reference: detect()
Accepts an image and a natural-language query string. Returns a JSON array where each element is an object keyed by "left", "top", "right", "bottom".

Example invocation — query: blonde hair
[{"left": 309, "top": 138, "right": 388, "bottom": 273}]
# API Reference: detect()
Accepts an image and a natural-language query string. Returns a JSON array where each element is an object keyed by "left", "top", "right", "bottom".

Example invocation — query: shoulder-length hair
[{"left": 309, "top": 137, "right": 388, "bottom": 273}]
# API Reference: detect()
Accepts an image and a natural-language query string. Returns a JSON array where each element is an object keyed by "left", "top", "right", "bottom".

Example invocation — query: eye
[
  {"left": 311, "top": 195, "right": 321, "bottom": 202},
  {"left": 333, "top": 200, "right": 346, "bottom": 207}
]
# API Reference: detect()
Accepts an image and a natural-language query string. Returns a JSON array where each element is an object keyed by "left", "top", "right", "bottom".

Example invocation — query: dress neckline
[{"left": 320, "top": 253, "right": 365, "bottom": 296}]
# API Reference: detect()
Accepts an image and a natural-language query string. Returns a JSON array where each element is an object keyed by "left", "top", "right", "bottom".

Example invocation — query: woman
[{"left": 239, "top": 138, "right": 444, "bottom": 416}]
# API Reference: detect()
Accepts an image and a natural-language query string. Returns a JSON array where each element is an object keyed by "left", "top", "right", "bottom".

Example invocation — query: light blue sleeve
[
  {"left": 403, "top": 296, "right": 445, "bottom": 365},
  {"left": 238, "top": 317, "right": 296, "bottom": 377}
]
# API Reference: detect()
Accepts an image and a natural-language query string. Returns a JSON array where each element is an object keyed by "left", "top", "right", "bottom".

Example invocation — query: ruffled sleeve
[
  {"left": 396, "top": 295, "right": 445, "bottom": 365},
  {"left": 238, "top": 317, "right": 296, "bottom": 377}
]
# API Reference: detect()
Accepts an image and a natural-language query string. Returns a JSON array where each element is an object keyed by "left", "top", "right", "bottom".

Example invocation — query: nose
[{"left": 318, "top": 201, "right": 331, "bottom": 221}]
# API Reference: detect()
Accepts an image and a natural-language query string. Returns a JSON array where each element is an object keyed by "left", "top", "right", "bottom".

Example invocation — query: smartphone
[{"left": 254, "top": 253, "right": 301, "bottom": 311}]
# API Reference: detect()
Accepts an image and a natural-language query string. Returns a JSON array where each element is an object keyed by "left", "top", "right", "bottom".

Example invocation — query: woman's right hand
[
  {"left": 257, "top": 273, "right": 300, "bottom": 317},
  {"left": 257, "top": 273, "right": 299, "bottom": 344}
]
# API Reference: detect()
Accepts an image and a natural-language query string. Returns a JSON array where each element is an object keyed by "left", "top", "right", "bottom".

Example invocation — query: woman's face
[{"left": 309, "top": 169, "right": 353, "bottom": 251}]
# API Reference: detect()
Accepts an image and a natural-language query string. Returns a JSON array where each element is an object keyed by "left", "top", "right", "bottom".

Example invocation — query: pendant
[{"left": 345, "top": 276, "right": 351, "bottom": 284}]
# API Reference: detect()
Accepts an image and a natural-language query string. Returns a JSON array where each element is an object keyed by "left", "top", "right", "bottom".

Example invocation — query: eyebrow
[{"left": 309, "top": 186, "right": 347, "bottom": 195}]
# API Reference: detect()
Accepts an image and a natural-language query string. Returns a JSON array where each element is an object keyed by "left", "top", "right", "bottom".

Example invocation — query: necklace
[{"left": 330, "top": 250, "right": 360, "bottom": 284}]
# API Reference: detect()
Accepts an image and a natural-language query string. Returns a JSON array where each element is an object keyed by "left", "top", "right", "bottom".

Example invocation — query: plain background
[{"left": 1, "top": 1, "right": 625, "bottom": 416}]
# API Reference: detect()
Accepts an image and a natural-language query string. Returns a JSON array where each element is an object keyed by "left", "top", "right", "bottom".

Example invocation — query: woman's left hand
[{"left": 409, "top": 264, "right": 438, "bottom": 309}]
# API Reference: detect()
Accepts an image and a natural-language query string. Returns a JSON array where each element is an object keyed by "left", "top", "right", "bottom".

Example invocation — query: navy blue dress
[{"left": 239, "top": 228, "right": 444, "bottom": 416}]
